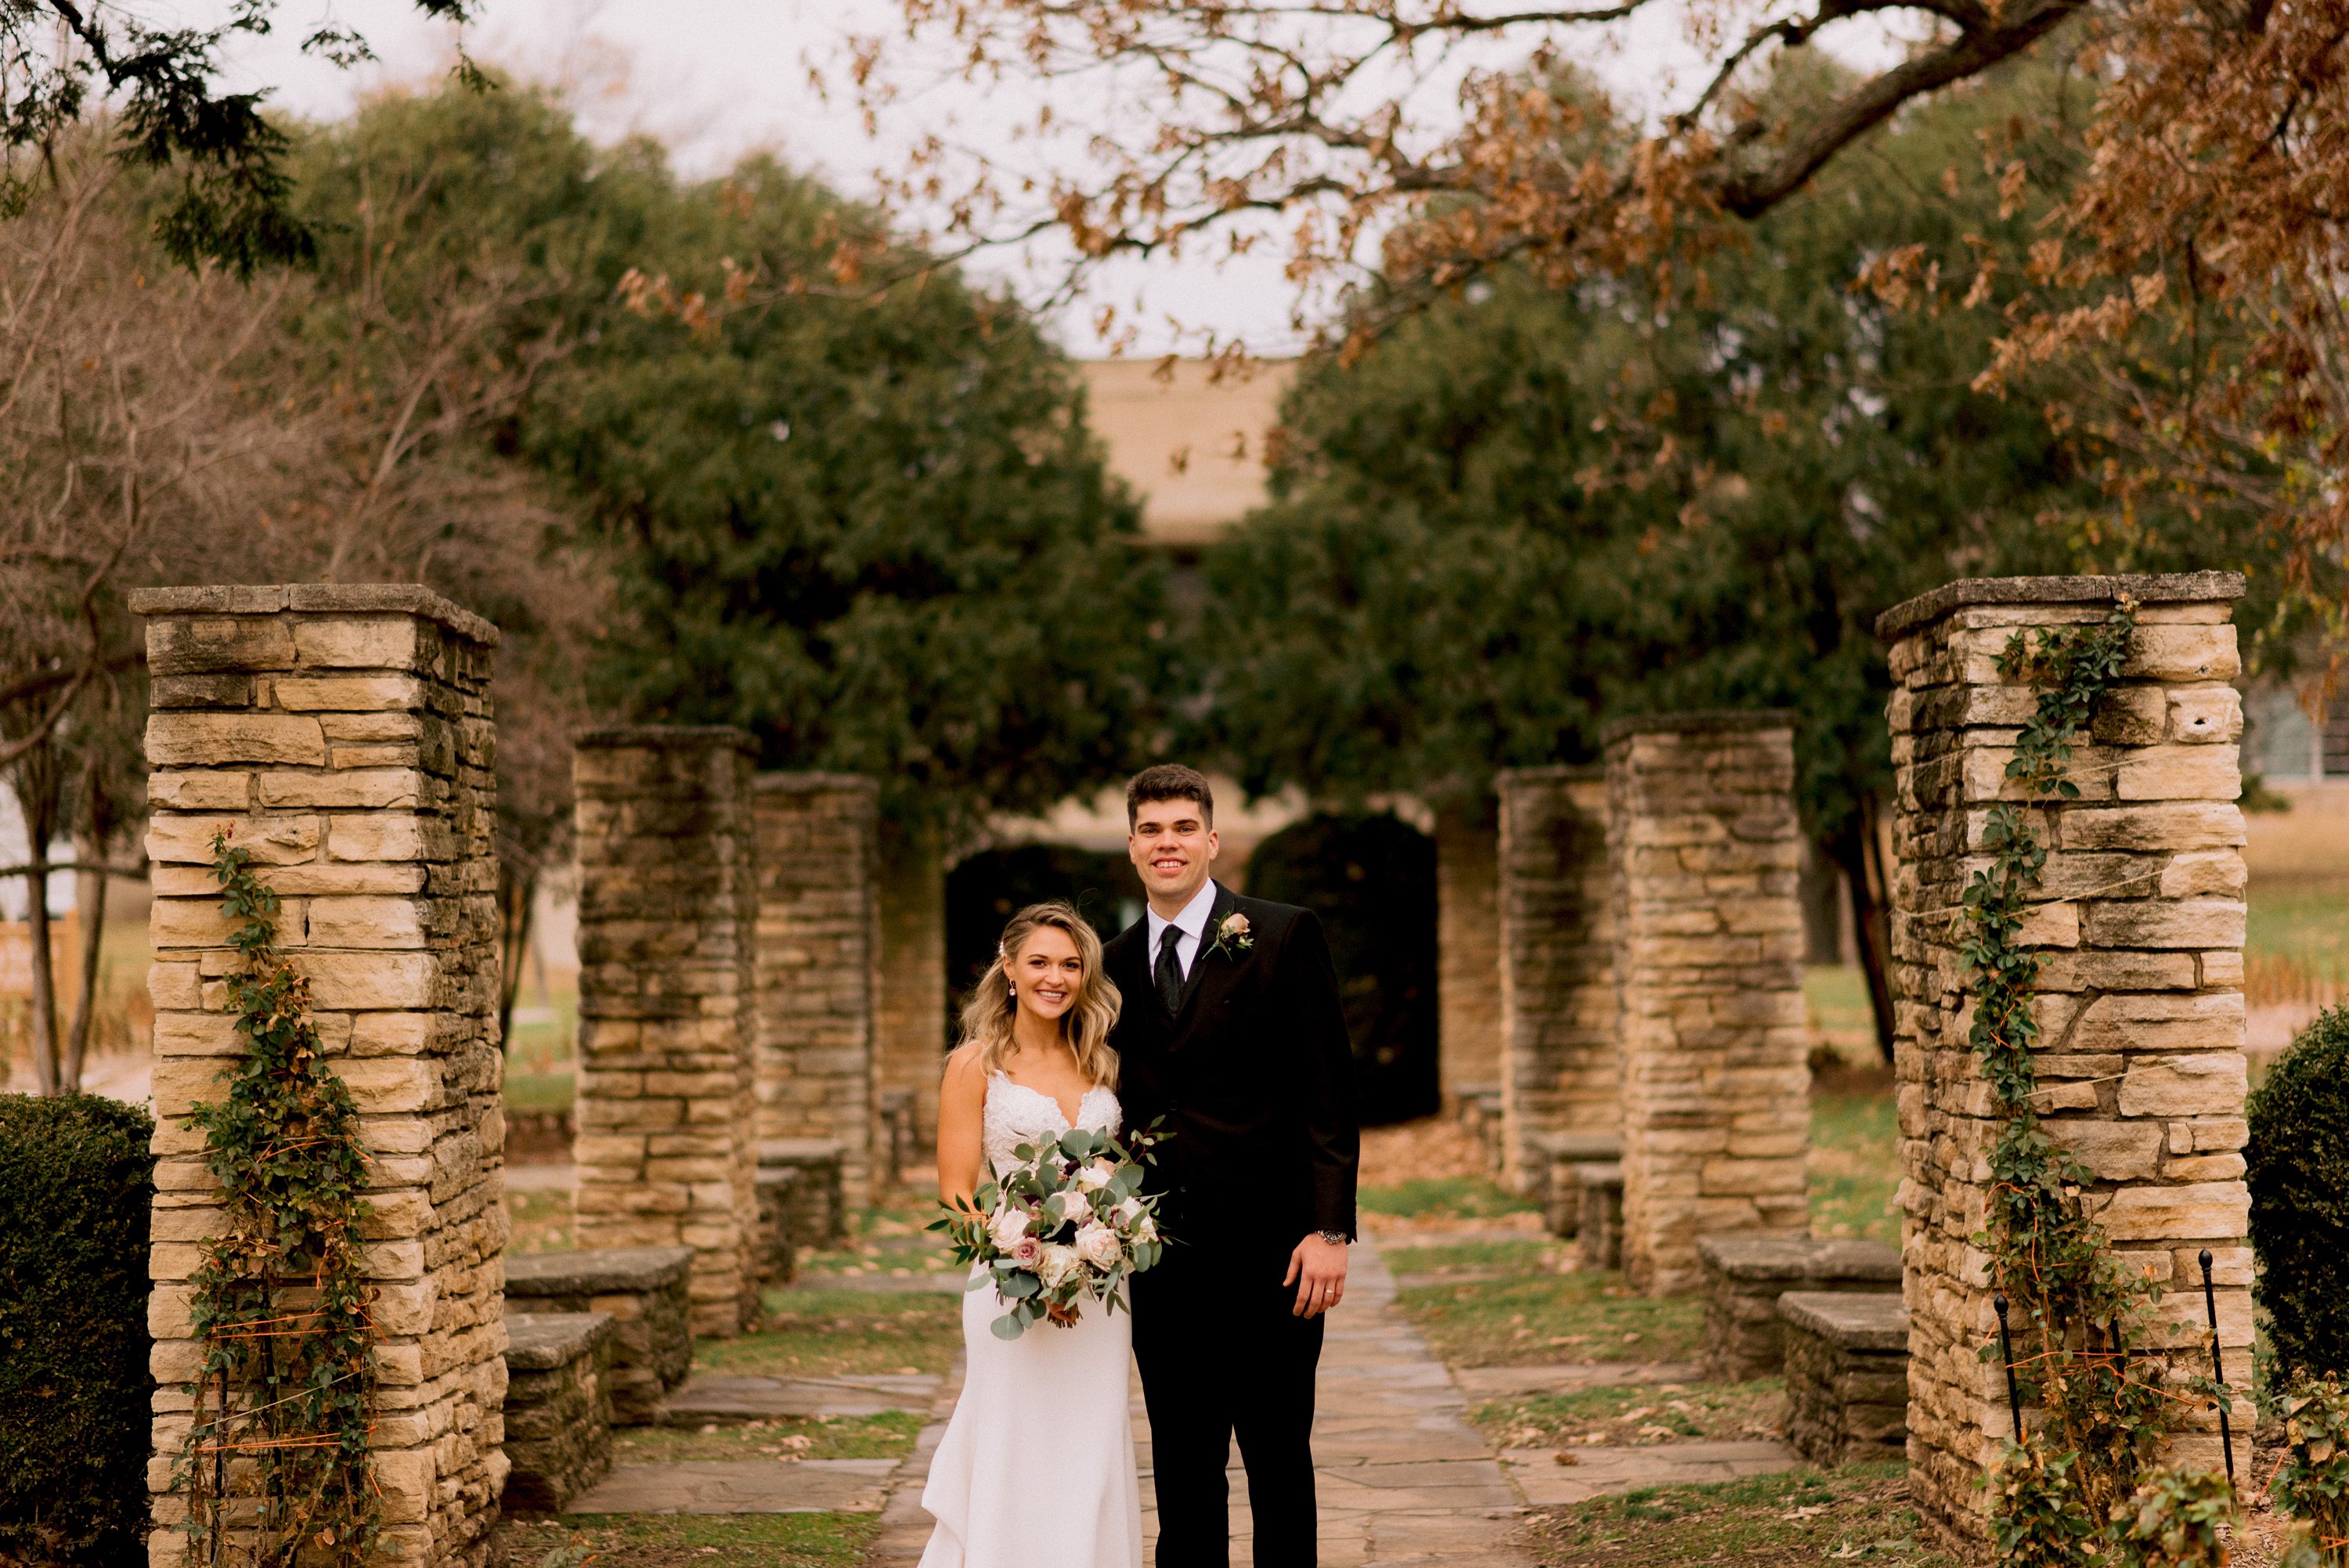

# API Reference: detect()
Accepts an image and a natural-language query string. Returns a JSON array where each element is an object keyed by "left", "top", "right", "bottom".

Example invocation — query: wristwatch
[{"left": 1317, "top": 1229, "right": 1350, "bottom": 1246}]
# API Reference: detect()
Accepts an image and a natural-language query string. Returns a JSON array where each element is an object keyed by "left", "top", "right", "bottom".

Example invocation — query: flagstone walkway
[{"left": 873, "top": 1233, "right": 1537, "bottom": 1566}]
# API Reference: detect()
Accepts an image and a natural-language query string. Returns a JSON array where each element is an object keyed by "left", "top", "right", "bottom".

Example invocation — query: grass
[
  {"left": 1359, "top": 1175, "right": 1539, "bottom": 1221},
  {"left": 507, "top": 1188, "right": 574, "bottom": 1255},
  {"left": 506, "top": 1068, "right": 577, "bottom": 1115},
  {"left": 493, "top": 1511, "right": 878, "bottom": 1567},
  {"left": 1520, "top": 1464, "right": 1957, "bottom": 1567},
  {"left": 1809, "top": 1088, "right": 1900, "bottom": 1244},
  {"left": 1472, "top": 1380, "right": 1784, "bottom": 1449},
  {"left": 1384, "top": 1239, "right": 1565, "bottom": 1278},
  {"left": 695, "top": 1288, "right": 963, "bottom": 1379},
  {"left": 614, "top": 1411, "right": 923, "bottom": 1464},
  {"left": 1397, "top": 1271, "right": 1704, "bottom": 1367}
]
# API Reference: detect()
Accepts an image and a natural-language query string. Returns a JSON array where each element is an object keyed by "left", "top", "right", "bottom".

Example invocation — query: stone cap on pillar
[
  {"left": 576, "top": 724, "right": 758, "bottom": 754},
  {"left": 126, "top": 582, "right": 500, "bottom": 647},
  {"left": 1600, "top": 709, "right": 1796, "bottom": 745},
  {"left": 754, "top": 771, "right": 879, "bottom": 798},
  {"left": 1776, "top": 1289, "right": 1907, "bottom": 1351},
  {"left": 1874, "top": 571, "right": 2247, "bottom": 642}
]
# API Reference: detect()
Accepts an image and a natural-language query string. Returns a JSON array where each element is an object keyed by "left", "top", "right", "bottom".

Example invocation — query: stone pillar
[
  {"left": 875, "top": 832, "right": 947, "bottom": 1153},
  {"left": 135, "top": 585, "right": 506, "bottom": 1567},
  {"left": 1878, "top": 572, "right": 2252, "bottom": 1540},
  {"left": 571, "top": 727, "right": 760, "bottom": 1337},
  {"left": 1605, "top": 712, "right": 1810, "bottom": 1296},
  {"left": 752, "top": 773, "right": 880, "bottom": 1212},
  {"left": 1436, "top": 800, "right": 1504, "bottom": 1108},
  {"left": 1496, "top": 766, "right": 1616, "bottom": 1191}
]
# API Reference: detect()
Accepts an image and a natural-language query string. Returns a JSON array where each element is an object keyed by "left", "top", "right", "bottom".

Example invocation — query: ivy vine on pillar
[
  {"left": 175, "top": 831, "right": 380, "bottom": 1566},
  {"left": 1964, "top": 601, "right": 2229, "bottom": 1562}
]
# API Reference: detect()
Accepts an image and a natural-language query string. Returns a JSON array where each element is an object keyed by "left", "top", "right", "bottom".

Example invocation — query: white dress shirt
[{"left": 1144, "top": 879, "right": 1220, "bottom": 982}]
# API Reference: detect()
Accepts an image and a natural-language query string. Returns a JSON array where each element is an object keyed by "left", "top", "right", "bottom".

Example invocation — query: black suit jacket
[{"left": 1107, "top": 882, "right": 1359, "bottom": 1256}]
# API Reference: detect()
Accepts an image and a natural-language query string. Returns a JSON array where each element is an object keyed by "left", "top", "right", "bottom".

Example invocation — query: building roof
[{"left": 1080, "top": 359, "right": 1294, "bottom": 546}]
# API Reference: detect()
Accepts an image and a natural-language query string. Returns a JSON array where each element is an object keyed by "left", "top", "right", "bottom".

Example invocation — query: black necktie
[{"left": 1156, "top": 923, "right": 1185, "bottom": 1017}]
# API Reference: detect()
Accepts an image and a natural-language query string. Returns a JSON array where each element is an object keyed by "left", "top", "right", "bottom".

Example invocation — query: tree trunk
[
  {"left": 497, "top": 864, "right": 536, "bottom": 1049},
  {"left": 63, "top": 831, "right": 108, "bottom": 1093},
  {"left": 1824, "top": 796, "right": 1897, "bottom": 1065},
  {"left": 23, "top": 859, "right": 57, "bottom": 1094}
]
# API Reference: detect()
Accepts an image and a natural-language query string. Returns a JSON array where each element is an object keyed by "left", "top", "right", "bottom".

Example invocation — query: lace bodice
[{"left": 984, "top": 1073, "right": 1121, "bottom": 1180}]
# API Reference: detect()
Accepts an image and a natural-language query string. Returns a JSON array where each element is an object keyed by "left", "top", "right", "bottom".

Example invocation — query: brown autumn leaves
[{"left": 855, "top": 0, "right": 2349, "bottom": 598}]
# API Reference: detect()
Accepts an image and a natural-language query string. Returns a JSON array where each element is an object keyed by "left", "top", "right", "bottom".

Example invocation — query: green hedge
[
  {"left": 2248, "top": 1005, "right": 2349, "bottom": 1390},
  {"left": 0, "top": 1094, "right": 156, "bottom": 1566}
]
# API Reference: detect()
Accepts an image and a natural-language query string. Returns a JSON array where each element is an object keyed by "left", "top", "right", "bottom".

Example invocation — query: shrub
[
  {"left": 2279, "top": 1375, "right": 2349, "bottom": 1566},
  {"left": 0, "top": 1093, "right": 157, "bottom": 1566},
  {"left": 2249, "top": 1005, "right": 2349, "bottom": 1387}
]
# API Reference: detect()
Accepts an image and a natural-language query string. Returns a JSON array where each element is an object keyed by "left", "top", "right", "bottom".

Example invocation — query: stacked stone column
[
  {"left": 752, "top": 773, "right": 881, "bottom": 1211},
  {"left": 572, "top": 728, "right": 760, "bottom": 1337},
  {"left": 1495, "top": 766, "right": 1617, "bottom": 1191},
  {"left": 1606, "top": 714, "right": 1811, "bottom": 1296},
  {"left": 1880, "top": 572, "right": 2253, "bottom": 1540},
  {"left": 135, "top": 585, "right": 506, "bottom": 1567},
  {"left": 1435, "top": 802, "right": 1505, "bottom": 1108},
  {"left": 876, "top": 834, "right": 947, "bottom": 1150}
]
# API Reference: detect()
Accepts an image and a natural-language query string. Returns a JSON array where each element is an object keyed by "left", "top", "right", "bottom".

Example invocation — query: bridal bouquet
[{"left": 933, "top": 1123, "right": 1171, "bottom": 1339}]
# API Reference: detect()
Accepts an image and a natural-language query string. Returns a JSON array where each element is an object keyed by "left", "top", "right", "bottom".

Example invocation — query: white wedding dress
[{"left": 918, "top": 1074, "right": 1144, "bottom": 1568}]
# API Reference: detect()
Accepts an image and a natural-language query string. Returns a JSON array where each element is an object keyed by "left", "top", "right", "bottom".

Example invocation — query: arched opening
[
  {"left": 944, "top": 844, "right": 1145, "bottom": 1033},
  {"left": 1245, "top": 813, "right": 1439, "bottom": 1125}
]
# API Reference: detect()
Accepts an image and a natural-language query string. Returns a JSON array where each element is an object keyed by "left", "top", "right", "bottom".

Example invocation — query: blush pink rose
[
  {"left": 988, "top": 1208, "right": 1030, "bottom": 1249},
  {"left": 1074, "top": 1220, "right": 1123, "bottom": 1271},
  {"left": 1009, "top": 1236, "right": 1043, "bottom": 1270},
  {"left": 1055, "top": 1189, "right": 1095, "bottom": 1225}
]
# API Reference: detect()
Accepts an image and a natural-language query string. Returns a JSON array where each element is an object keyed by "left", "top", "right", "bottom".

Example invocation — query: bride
[{"left": 918, "top": 900, "right": 1142, "bottom": 1568}]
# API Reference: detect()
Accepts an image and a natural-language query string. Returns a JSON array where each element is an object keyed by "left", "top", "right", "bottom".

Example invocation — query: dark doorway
[
  {"left": 945, "top": 845, "right": 1146, "bottom": 1036},
  {"left": 1244, "top": 813, "right": 1439, "bottom": 1125}
]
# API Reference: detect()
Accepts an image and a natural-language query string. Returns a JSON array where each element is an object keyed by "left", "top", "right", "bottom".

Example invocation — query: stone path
[
  {"left": 1501, "top": 1442, "right": 1799, "bottom": 1507},
  {"left": 875, "top": 1232, "right": 1534, "bottom": 1566},
  {"left": 561, "top": 1231, "right": 1802, "bottom": 1555},
  {"left": 568, "top": 1458, "right": 897, "bottom": 1515}
]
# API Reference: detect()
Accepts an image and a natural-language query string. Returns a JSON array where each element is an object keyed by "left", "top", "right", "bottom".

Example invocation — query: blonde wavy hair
[{"left": 956, "top": 901, "right": 1122, "bottom": 1087}]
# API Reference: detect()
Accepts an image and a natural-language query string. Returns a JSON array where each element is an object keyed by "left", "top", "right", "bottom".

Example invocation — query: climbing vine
[
  {"left": 176, "top": 831, "right": 380, "bottom": 1566},
  {"left": 1964, "top": 601, "right": 2215, "bottom": 1558}
]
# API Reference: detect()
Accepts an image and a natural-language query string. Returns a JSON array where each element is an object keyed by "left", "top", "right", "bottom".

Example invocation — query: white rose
[
  {"left": 1074, "top": 1220, "right": 1124, "bottom": 1271},
  {"left": 988, "top": 1207, "right": 1030, "bottom": 1249},
  {"left": 1077, "top": 1159, "right": 1117, "bottom": 1191},
  {"left": 1114, "top": 1197, "right": 1145, "bottom": 1225},
  {"left": 1036, "top": 1242, "right": 1084, "bottom": 1288},
  {"left": 1055, "top": 1189, "right": 1096, "bottom": 1225}
]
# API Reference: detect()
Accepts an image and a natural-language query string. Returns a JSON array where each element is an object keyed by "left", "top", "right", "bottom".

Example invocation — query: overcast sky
[{"left": 186, "top": 0, "right": 1918, "bottom": 355}]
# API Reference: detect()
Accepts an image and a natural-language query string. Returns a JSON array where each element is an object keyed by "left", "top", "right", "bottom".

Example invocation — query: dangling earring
[{"left": 1008, "top": 984, "right": 1016, "bottom": 1004}]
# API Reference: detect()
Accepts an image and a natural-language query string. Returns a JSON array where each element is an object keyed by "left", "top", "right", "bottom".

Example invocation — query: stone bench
[
  {"left": 760, "top": 1137, "right": 847, "bottom": 1249},
  {"left": 1697, "top": 1235, "right": 1901, "bottom": 1382},
  {"left": 504, "top": 1245, "right": 695, "bottom": 1425},
  {"left": 1778, "top": 1290, "right": 1908, "bottom": 1467},
  {"left": 503, "top": 1312, "right": 615, "bottom": 1511},
  {"left": 755, "top": 1165, "right": 801, "bottom": 1285},
  {"left": 1521, "top": 1131, "right": 1624, "bottom": 1238},
  {"left": 1574, "top": 1162, "right": 1623, "bottom": 1271}
]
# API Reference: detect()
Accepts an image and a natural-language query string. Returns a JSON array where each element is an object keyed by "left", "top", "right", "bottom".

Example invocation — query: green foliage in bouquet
[{"left": 933, "top": 1123, "right": 1169, "bottom": 1340}]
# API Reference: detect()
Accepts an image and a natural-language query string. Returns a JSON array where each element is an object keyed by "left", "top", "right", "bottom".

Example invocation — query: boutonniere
[{"left": 1206, "top": 911, "right": 1254, "bottom": 961}]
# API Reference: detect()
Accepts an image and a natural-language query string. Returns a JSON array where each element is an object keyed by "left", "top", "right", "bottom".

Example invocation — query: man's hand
[{"left": 1284, "top": 1233, "right": 1349, "bottom": 1318}]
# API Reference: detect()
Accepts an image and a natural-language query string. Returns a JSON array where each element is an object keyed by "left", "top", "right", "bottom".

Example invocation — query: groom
[{"left": 1108, "top": 764, "right": 1359, "bottom": 1567}]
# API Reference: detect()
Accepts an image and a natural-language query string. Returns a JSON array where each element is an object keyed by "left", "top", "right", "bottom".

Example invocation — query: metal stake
[
  {"left": 2200, "top": 1248, "right": 2235, "bottom": 1483},
  {"left": 1994, "top": 1292, "right": 2025, "bottom": 1443}
]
